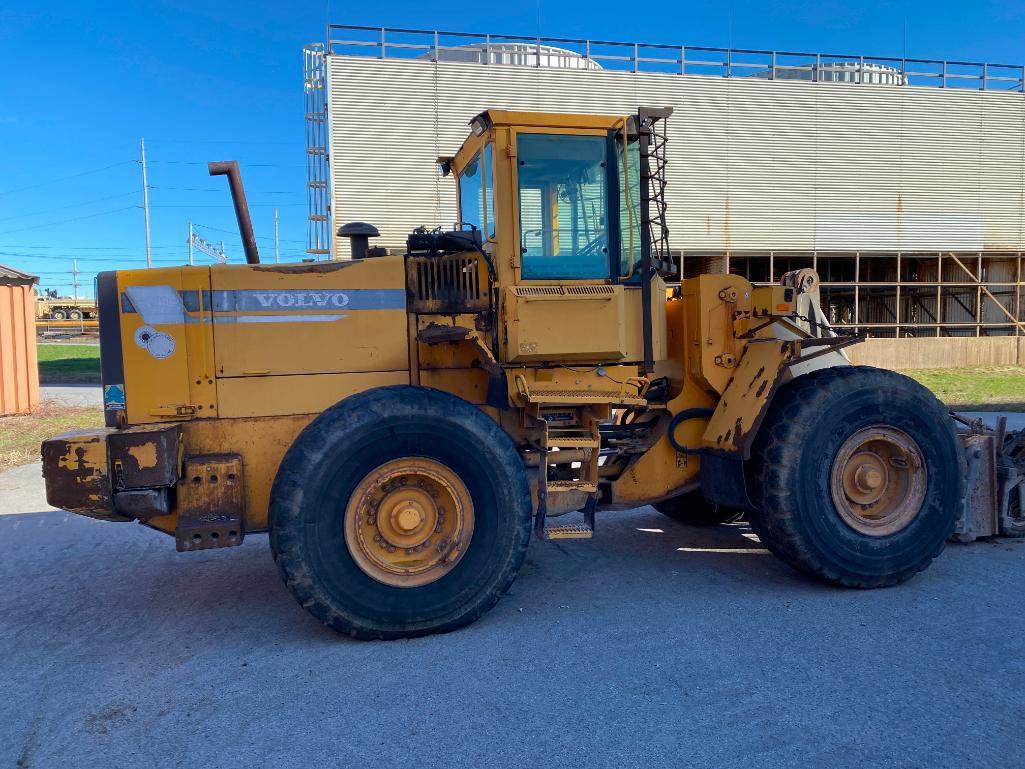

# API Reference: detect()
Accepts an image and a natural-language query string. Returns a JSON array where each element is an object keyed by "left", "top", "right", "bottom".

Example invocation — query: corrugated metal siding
[
  {"left": 326, "top": 56, "right": 1025, "bottom": 255},
  {"left": 0, "top": 283, "right": 40, "bottom": 415}
]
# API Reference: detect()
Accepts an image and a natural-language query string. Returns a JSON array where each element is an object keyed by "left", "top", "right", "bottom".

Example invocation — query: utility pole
[
  {"left": 188, "top": 221, "right": 194, "bottom": 266},
  {"left": 141, "top": 138, "right": 152, "bottom": 268},
  {"left": 72, "top": 258, "right": 78, "bottom": 299},
  {"left": 274, "top": 208, "right": 280, "bottom": 263}
]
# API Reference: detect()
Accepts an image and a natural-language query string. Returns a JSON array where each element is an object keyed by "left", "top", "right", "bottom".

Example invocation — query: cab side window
[
  {"left": 458, "top": 152, "right": 483, "bottom": 232},
  {"left": 483, "top": 143, "right": 495, "bottom": 239},
  {"left": 618, "top": 137, "right": 642, "bottom": 282}
]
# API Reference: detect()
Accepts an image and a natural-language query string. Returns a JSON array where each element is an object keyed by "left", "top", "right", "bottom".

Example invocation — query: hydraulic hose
[{"left": 667, "top": 407, "right": 715, "bottom": 455}]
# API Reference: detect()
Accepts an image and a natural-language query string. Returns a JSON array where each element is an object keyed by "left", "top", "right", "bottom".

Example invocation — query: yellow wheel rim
[
  {"left": 344, "top": 458, "right": 475, "bottom": 588},
  {"left": 830, "top": 426, "right": 927, "bottom": 537}
]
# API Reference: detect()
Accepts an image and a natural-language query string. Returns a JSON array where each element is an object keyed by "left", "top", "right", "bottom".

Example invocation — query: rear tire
[
  {"left": 269, "top": 386, "right": 531, "bottom": 639},
  {"left": 68, "top": 309, "right": 83, "bottom": 321},
  {"left": 654, "top": 490, "right": 742, "bottom": 526},
  {"left": 748, "top": 366, "right": 963, "bottom": 588},
  {"left": 1000, "top": 487, "right": 1025, "bottom": 537}
]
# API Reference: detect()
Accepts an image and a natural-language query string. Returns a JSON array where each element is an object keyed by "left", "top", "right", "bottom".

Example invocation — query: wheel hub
[
  {"left": 344, "top": 458, "right": 474, "bottom": 587},
  {"left": 846, "top": 454, "right": 887, "bottom": 505},
  {"left": 830, "top": 426, "right": 927, "bottom": 537}
]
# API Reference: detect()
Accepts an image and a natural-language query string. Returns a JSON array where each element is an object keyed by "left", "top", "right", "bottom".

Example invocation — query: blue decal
[{"left": 103, "top": 384, "right": 126, "bottom": 411}]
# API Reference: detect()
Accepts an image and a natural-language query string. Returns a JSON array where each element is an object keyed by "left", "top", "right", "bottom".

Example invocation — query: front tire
[
  {"left": 1000, "top": 486, "right": 1025, "bottom": 537},
  {"left": 748, "top": 366, "right": 964, "bottom": 588},
  {"left": 269, "top": 386, "right": 531, "bottom": 639}
]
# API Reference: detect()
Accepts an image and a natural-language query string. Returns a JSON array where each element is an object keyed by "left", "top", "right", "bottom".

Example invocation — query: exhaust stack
[{"left": 208, "top": 161, "right": 260, "bottom": 265}]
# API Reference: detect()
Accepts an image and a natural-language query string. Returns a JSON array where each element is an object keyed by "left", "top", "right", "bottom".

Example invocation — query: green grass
[
  {"left": 37, "top": 343, "right": 101, "bottom": 384},
  {"left": 0, "top": 403, "right": 103, "bottom": 471},
  {"left": 900, "top": 366, "right": 1025, "bottom": 411}
]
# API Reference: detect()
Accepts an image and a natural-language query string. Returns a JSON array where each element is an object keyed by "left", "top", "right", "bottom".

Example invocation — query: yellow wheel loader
[{"left": 41, "top": 108, "right": 1014, "bottom": 639}]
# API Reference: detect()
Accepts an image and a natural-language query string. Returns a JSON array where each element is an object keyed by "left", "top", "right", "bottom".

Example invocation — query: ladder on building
[{"left": 304, "top": 44, "right": 331, "bottom": 258}]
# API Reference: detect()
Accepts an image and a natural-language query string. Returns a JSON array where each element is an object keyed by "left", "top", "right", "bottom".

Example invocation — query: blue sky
[{"left": 1, "top": 0, "right": 1022, "bottom": 296}]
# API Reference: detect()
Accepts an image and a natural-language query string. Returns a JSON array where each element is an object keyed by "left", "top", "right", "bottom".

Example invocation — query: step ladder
[{"left": 535, "top": 416, "right": 601, "bottom": 540}]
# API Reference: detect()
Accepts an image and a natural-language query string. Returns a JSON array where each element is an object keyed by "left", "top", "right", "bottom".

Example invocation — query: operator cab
[{"left": 439, "top": 109, "right": 673, "bottom": 369}]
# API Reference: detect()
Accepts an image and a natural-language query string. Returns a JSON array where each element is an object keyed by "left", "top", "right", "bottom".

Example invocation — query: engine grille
[{"left": 406, "top": 253, "right": 489, "bottom": 313}]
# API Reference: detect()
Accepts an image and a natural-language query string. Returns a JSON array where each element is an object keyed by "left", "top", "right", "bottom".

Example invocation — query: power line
[
  {"left": 0, "top": 160, "right": 135, "bottom": 197},
  {"left": 1, "top": 252, "right": 181, "bottom": 263},
  {"left": 145, "top": 139, "right": 298, "bottom": 145},
  {"left": 0, "top": 244, "right": 184, "bottom": 251},
  {"left": 149, "top": 203, "right": 305, "bottom": 208},
  {"left": 0, "top": 206, "right": 138, "bottom": 236},
  {"left": 146, "top": 160, "right": 301, "bottom": 168},
  {"left": 153, "top": 186, "right": 303, "bottom": 194},
  {"left": 0, "top": 190, "right": 139, "bottom": 224},
  {"left": 194, "top": 222, "right": 305, "bottom": 243}
]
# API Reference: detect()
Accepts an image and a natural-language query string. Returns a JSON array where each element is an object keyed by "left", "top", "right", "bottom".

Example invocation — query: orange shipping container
[{"left": 0, "top": 265, "right": 40, "bottom": 415}]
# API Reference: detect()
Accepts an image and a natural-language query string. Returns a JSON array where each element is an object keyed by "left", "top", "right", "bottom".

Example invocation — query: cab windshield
[
  {"left": 515, "top": 132, "right": 642, "bottom": 281},
  {"left": 517, "top": 133, "right": 609, "bottom": 280}
]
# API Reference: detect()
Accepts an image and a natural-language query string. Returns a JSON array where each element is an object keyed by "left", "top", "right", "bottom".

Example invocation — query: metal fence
[{"left": 326, "top": 24, "right": 1025, "bottom": 92}]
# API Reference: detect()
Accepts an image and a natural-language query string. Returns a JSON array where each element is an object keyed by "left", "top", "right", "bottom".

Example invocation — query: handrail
[{"left": 324, "top": 23, "right": 1025, "bottom": 92}]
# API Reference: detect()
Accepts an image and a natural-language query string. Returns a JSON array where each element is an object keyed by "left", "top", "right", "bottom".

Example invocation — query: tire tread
[
  {"left": 268, "top": 385, "right": 532, "bottom": 640},
  {"left": 748, "top": 366, "right": 962, "bottom": 588}
]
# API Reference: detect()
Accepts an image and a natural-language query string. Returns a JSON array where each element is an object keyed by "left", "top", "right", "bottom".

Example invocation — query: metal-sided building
[
  {"left": 304, "top": 25, "right": 1025, "bottom": 345},
  {"left": 0, "top": 265, "right": 40, "bottom": 416}
]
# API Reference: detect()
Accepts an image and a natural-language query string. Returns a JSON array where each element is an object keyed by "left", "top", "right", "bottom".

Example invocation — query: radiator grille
[{"left": 406, "top": 253, "right": 488, "bottom": 313}]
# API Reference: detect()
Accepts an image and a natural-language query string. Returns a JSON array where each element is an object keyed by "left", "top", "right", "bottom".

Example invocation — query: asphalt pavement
[{"left": 1, "top": 461, "right": 1023, "bottom": 769}]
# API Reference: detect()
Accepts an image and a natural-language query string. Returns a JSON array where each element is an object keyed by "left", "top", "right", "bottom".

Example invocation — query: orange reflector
[{"left": 776, "top": 303, "right": 791, "bottom": 312}]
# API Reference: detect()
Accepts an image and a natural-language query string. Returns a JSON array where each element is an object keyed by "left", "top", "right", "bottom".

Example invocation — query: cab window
[
  {"left": 483, "top": 143, "right": 495, "bottom": 239},
  {"left": 517, "top": 134, "right": 609, "bottom": 280},
  {"left": 618, "top": 137, "right": 642, "bottom": 281},
  {"left": 458, "top": 151, "right": 483, "bottom": 232}
]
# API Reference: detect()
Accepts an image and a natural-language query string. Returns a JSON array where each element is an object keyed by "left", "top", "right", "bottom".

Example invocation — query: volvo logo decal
[{"left": 251, "top": 291, "right": 351, "bottom": 309}]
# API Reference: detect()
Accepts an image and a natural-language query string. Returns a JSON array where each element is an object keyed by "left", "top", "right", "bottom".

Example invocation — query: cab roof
[
  {"left": 476, "top": 109, "right": 629, "bottom": 131},
  {"left": 441, "top": 109, "right": 632, "bottom": 175}
]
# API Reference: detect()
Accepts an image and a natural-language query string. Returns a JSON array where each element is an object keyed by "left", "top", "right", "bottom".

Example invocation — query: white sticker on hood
[{"left": 134, "top": 325, "right": 176, "bottom": 359}]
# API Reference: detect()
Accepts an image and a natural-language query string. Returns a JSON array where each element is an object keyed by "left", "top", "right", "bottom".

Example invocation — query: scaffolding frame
[{"left": 690, "top": 250, "right": 1025, "bottom": 338}]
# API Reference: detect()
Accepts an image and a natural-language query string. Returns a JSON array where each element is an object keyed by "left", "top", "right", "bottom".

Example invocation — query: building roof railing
[{"left": 326, "top": 24, "right": 1025, "bottom": 92}]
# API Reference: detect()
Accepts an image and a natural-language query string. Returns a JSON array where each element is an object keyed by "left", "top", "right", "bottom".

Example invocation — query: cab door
[{"left": 502, "top": 128, "right": 663, "bottom": 364}]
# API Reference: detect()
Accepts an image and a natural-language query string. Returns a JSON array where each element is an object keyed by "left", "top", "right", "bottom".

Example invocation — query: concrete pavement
[
  {"left": 0, "top": 462, "right": 48, "bottom": 515},
  {"left": 1, "top": 462, "right": 1024, "bottom": 768},
  {"left": 39, "top": 385, "right": 103, "bottom": 408}
]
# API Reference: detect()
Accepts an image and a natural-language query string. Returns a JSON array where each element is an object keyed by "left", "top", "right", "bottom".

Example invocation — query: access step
[
  {"left": 545, "top": 428, "right": 601, "bottom": 450},
  {"left": 522, "top": 387, "right": 647, "bottom": 407},
  {"left": 547, "top": 480, "right": 598, "bottom": 494},
  {"left": 541, "top": 523, "right": 594, "bottom": 540}
]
